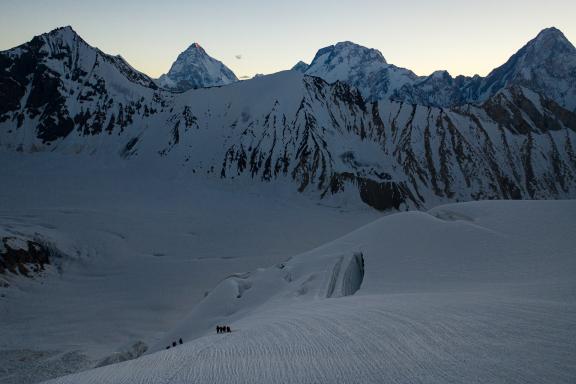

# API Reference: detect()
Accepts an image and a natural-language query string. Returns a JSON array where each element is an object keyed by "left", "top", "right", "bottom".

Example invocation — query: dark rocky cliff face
[{"left": 0, "top": 238, "right": 51, "bottom": 277}]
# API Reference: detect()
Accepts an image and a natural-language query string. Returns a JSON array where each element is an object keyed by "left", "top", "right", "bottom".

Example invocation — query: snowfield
[
  {"left": 0, "top": 152, "right": 378, "bottom": 383},
  {"left": 39, "top": 199, "right": 576, "bottom": 384}
]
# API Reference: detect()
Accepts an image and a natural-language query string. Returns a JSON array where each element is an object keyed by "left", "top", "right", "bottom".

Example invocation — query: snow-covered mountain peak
[
  {"left": 1, "top": 25, "right": 158, "bottom": 91},
  {"left": 389, "top": 27, "right": 576, "bottom": 109},
  {"left": 488, "top": 27, "right": 575, "bottom": 74},
  {"left": 516, "top": 26, "right": 576, "bottom": 66},
  {"left": 477, "top": 27, "right": 576, "bottom": 111},
  {"left": 305, "top": 41, "right": 417, "bottom": 101},
  {"left": 291, "top": 60, "right": 309, "bottom": 73},
  {"left": 332, "top": 41, "right": 387, "bottom": 63},
  {"left": 307, "top": 41, "right": 387, "bottom": 79},
  {"left": 157, "top": 42, "right": 238, "bottom": 92},
  {"left": 532, "top": 27, "right": 574, "bottom": 49},
  {"left": 33, "top": 25, "right": 87, "bottom": 52},
  {"left": 45, "top": 25, "right": 76, "bottom": 37},
  {"left": 180, "top": 42, "right": 208, "bottom": 57},
  {"left": 429, "top": 70, "right": 452, "bottom": 80}
]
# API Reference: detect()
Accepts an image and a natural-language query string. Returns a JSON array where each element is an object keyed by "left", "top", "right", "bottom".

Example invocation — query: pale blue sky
[{"left": 1, "top": 0, "right": 574, "bottom": 78}]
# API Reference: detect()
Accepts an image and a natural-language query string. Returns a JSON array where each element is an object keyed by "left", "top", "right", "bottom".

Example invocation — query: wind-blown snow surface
[
  {"left": 0, "top": 153, "right": 379, "bottom": 384},
  {"left": 44, "top": 200, "right": 576, "bottom": 384}
]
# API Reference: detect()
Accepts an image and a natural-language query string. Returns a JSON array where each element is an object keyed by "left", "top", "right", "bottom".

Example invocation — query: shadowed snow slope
[
  {"left": 45, "top": 200, "right": 576, "bottom": 384},
  {"left": 0, "top": 153, "right": 378, "bottom": 384}
]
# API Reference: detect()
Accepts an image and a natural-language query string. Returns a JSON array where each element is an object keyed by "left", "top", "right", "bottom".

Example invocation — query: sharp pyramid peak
[
  {"left": 183, "top": 42, "right": 208, "bottom": 54},
  {"left": 535, "top": 27, "right": 565, "bottom": 39},
  {"left": 37, "top": 25, "right": 91, "bottom": 49},
  {"left": 527, "top": 26, "right": 575, "bottom": 51}
]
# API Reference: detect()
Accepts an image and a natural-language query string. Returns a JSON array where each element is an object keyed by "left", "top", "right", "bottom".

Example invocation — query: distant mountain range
[
  {"left": 1, "top": 26, "right": 575, "bottom": 210},
  {"left": 300, "top": 28, "right": 576, "bottom": 111}
]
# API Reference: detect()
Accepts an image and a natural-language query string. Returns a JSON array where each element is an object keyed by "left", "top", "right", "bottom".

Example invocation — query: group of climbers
[
  {"left": 165, "top": 325, "right": 232, "bottom": 351},
  {"left": 165, "top": 338, "right": 183, "bottom": 349},
  {"left": 216, "top": 325, "right": 231, "bottom": 333}
]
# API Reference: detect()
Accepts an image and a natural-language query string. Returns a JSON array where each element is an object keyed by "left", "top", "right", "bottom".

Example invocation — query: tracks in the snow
[{"left": 45, "top": 288, "right": 576, "bottom": 384}]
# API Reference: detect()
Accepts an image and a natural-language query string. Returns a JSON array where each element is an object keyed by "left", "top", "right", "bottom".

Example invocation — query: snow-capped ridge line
[
  {"left": 306, "top": 27, "right": 576, "bottom": 110},
  {"left": 38, "top": 25, "right": 159, "bottom": 90}
]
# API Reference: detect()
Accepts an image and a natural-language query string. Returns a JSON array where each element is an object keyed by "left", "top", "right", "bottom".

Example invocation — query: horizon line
[{"left": 3, "top": 24, "right": 572, "bottom": 80}]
